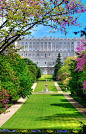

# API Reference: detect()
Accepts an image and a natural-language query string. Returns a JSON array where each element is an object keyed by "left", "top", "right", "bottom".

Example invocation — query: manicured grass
[
  {"left": 34, "top": 81, "right": 58, "bottom": 92},
  {"left": 1, "top": 94, "right": 86, "bottom": 130},
  {"left": 38, "top": 74, "right": 53, "bottom": 81}
]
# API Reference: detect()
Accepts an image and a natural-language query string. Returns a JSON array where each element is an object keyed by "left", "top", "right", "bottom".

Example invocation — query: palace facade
[{"left": 17, "top": 36, "right": 84, "bottom": 74}]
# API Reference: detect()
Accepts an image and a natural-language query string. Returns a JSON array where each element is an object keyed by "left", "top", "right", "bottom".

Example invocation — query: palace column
[
  {"left": 43, "top": 42, "right": 44, "bottom": 51},
  {"left": 24, "top": 42, "right": 25, "bottom": 51},
  {"left": 28, "top": 43, "right": 29, "bottom": 51},
  {"left": 32, "top": 42, "right": 33, "bottom": 51},
  {"left": 47, "top": 42, "right": 48, "bottom": 51},
  {"left": 51, "top": 42, "right": 52, "bottom": 51}
]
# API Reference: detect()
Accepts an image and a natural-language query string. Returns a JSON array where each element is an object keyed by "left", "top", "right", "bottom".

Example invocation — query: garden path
[{"left": 54, "top": 82, "right": 86, "bottom": 117}]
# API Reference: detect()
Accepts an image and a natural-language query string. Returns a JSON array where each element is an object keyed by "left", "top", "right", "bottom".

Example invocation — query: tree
[
  {"left": 24, "top": 58, "right": 41, "bottom": 79},
  {"left": 74, "top": 27, "right": 86, "bottom": 37},
  {"left": 64, "top": 56, "right": 77, "bottom": 66},
  {"left": 53, "top": 52, "right": 63, "bottom": 80},
  {"left": 68, "top": 40, "right": 86, "bottom": 98},
  {"left": 0, "top": 0, "right": 86, "bottom": 53},
  {"left": 68, "top": 60, "right": 84, "bottom": 97}
]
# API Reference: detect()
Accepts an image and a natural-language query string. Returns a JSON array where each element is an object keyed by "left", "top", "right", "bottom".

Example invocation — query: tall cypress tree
[{"left": 53, "top": 52, "right": 63, "bottom": 80}]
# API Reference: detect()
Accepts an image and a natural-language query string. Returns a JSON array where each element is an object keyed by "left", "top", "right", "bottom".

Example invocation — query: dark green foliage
[
  {"left": 24, "top": 58, "right": 33, "bottom": 65},
  {"left": 68, "top": 60, "right": 85, "bottom": 98},
  {"left": 24, "top": 58, "right": 41, "bottom": 79},
  {"left": 53, "top": 52, "right": 63, "bottom": 80},
  {"left": 0, "top": 54, "right": 20, "bottom": 101},
  {"left": 70, "top": 94, "right": 86, "bottom": 108},
  {"left": 0, "top": 53, "right": 33, "bottom": 106},
  {"left": 28, "top": 65, "right": 37, "bottom": 82},
  {"left": 36, "top": 67, "right": 41, "bottom": 79},
  {"left": 57, "top": 81, "right": 67, "bottom": 91}
]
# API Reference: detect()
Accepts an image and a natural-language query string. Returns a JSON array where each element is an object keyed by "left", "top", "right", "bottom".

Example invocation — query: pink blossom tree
[
  {"left": 75, "top": 40, "right": 86, "bottom": 93},
  {"left": 0, "top": 0, "right": 86, "bottom": 53}
]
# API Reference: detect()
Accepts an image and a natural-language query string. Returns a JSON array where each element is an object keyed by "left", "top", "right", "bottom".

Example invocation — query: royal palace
[{"left": 17, "top": 36, "right": 84, "bottom": 74}]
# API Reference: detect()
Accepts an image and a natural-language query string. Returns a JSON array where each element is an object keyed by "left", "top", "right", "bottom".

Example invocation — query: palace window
[
  {"left": 33, "top": 45, "right": 35, "bottom": 51},
  {"left": 49, "top": 45, "right": 51, "bottom": 50},
  {"left": 28, "top": 53, "right": 31, "bottom": 56},
  {"left": 41, "top": 44, "right": 43, "bottom": 50},
  {"left": 56, "top": 45, "right": 58, "bottom": 50},
  {"left": 37, "top": 53, "right": 39, "bottom": 56},
  {"left": 29, "top": 45, "right": 32, "bottom": 51},
  {"left": 45, "top": 45, "right": 47, "bottom": 50},
  {"left": 45, "top": 54, "right": 46, "bottom": 57},
  {"left": 45, "top": 62, "right": 46, "bottom": 64},
  {"left": 37, "top": 45, "right": 39, "bottom": 51},
  {"left": 52, "top": 45, "right": 55, "bottom": 51}
]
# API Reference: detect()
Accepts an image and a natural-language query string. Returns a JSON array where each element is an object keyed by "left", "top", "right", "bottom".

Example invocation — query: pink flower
[{"left": 6, "top": 105, "right": 8, "bottom": 110}]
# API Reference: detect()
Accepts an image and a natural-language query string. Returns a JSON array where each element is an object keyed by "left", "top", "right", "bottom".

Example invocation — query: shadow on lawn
[
  {"left": 50, "top": 103, "right": 86, "bottom": 114},
  {"left": 50, "top": 94, "right": 64, "bottom": 96},
  {"left": 36, "top": 113, "right": 84, "bottom": 121}
]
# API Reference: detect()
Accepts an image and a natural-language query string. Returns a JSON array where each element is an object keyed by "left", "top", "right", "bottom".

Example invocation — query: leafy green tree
[
  {"left": 64, "top": 56, "right": 77, "bottom": 66},
  {"left": 8, "top": 53, "right": 33, "bottom": 98},
  {"left": 57, "top": 66, "right": 70, "bottom": 81},
  {"left": 36, "top": 67, "right": 41, "bottom": 79},
  {"left": 57, "top": 56, "right": 77, "bottom": 81},
  {"left": 68, "top": 60, "right": 85, "bottom": 98},
  {"left": 0, "top": 53, "right": 33, "bottom": 100},
  {"left": 24, "top": 58, "right": 41, "bottom": 79},
  {"left": 53, "top": 52, "right": 63, "bottom": 80},
  {"left": 24, "top": 58, "right": 33, "bottom": 65},
  {"left": 0, "top": 54, "right": 20, "bottom": 100},
  {"left": 28, "top": 65, "right": 37, "bottom": 82}
]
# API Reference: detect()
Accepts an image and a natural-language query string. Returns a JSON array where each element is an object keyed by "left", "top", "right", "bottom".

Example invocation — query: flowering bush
[
  {"left": 75, "top": 40, "right": 86, "bottom": 93},
  {"left": 63, "top": 77, "right": 72, "bottom": 87},
  {"left": 0, "top": 90, "right": 9, "bottom": 110},
  {"left": 83, "top": 80, "right": 86, "bottom": 93}
]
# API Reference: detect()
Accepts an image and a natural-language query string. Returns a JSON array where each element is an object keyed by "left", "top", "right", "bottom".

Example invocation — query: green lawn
[
  {"left": 34, "top": 81, "right": 58, "bottom": 92},
  {"left": 1, "top": 94, "right": 86, "bottom": 130},
  {"left": 38, "top": 74, "right": 53, "bottom": 81}
]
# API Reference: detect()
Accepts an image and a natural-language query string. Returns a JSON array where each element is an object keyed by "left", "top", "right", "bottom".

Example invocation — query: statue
[{"left": 44, "top": 79, "right": 48, "bottom": 92}]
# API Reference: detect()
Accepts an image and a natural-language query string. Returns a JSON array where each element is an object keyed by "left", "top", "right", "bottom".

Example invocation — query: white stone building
[{"left": 17, "top": 36, "right": 85, "bottom": 74}]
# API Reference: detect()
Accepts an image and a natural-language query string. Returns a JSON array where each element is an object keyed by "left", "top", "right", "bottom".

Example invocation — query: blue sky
[{"left": 29, "top": 0, "right": 86, "bottom": 38}]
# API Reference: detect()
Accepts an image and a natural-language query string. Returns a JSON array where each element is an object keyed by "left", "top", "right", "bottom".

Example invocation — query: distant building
[{"left": 17, "top": 36, "right": 85, "bottom": 74}]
